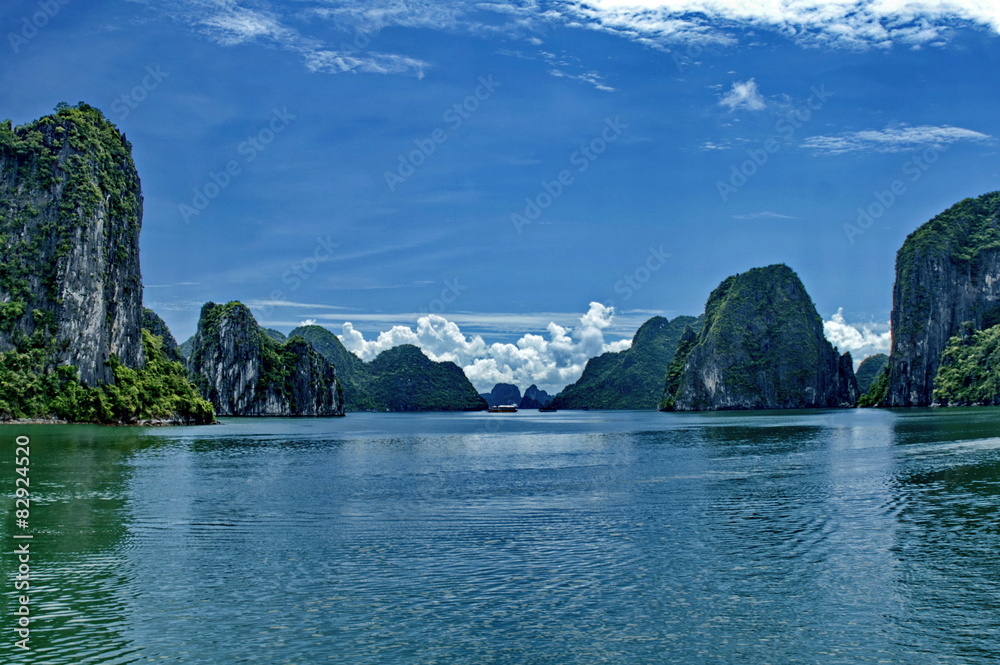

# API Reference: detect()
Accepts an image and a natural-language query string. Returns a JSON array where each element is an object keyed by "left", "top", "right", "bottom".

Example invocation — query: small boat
[
  {"left": 488, "top": 404, "right": 518, "bottom": 413},
  {"left": 538, "top": 405, "right": 557, "bottom": 412}
]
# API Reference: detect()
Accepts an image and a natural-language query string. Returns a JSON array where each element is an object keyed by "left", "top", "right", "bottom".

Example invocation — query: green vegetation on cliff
[
  {"left": 855, "top": 354, "right": 889, "bottom": 394},
  {"left": 857, "top": 366, "right": 889, "bottom": 408},
  {"left": 932, "top": 323, "right": 1000, "bottom": 406},
  {"left": 367, "top": 344, "right": 487, "bottom": 411},
  {"left": 659, "top": 325, "right": 699, "bottom": 411},
  {"left": 0, "top": 102, "right": 142, "bottom": 339},
  {"left": 552, "top": 315, "right": 700, "bottom": 410},
  {"left": 0, "top": 329, "right": 214, "bottom": 424},
  {"left": 663, "top": 264, "right": 858, "bottom": 411}
]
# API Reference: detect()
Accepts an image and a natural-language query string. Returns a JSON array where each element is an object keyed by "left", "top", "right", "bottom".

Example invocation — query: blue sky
[{"left": 3, "top": 0, "right": 999, "bottom": 392}]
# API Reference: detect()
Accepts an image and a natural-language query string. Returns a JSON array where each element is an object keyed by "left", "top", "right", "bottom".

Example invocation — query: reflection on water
[{"left": 1, "top": 409, "right": 999, "bottom": 663}]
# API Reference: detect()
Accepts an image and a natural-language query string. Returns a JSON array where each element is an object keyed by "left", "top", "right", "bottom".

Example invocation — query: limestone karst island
[{"left": 2, "top": 104, "right": 1000, "bottom": 423}]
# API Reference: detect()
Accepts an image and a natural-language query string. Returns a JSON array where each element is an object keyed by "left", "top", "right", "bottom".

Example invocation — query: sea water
[{"left": 1, "top": 408, "right": 999, "bottom": 663}]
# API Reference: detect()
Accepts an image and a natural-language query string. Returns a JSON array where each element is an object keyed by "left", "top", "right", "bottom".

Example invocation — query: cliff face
[
  {"left": 887, "top": 192, "right": 1000, "bottom": 406},
  {"left": 552, "top": 315, "right": 699, "bottom": 410},
  {"left": 666, "top": 265, "right": 857, "bottom": 411},
  {"left": 0, "top": 103, "right": 143, "bottom": 385},
  {"left": 485, "top": 383, "right": 521, "bottom": 408},
  {"left": 519, "top": 385, "right": 552, "bottom": 409},
  {"left": 288, "top": 324, "right": 376, "bottom": 411},
  {"left": 188, "top": 303, "right": 344, "bottom": 416}
]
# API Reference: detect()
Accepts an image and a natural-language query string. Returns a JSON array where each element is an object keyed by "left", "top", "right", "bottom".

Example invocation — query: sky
[{"left": 2, "top": 0, "right": 999, "bottom": 393}]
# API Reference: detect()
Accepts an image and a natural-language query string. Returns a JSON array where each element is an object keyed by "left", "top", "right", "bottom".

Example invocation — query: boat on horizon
[{"left": 487, "top": 404, "right": 518, "bottom": 413}]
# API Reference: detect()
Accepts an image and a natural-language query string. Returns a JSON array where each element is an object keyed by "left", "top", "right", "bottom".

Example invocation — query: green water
[{"left": 1, "top": 408, "right": 999, "bottom": 663}]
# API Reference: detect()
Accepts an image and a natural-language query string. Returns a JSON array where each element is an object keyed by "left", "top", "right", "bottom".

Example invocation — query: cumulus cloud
[
  {"left": 801, "top": 124, "right": 992, "bottom": 155},
  {"left": 823, "top": 308, "right": 891, "bottom": 364},
  {"left": 719, "top": 79, "right": 766, "bottom": 112},
  {"left": 339, "top": 302, "right": 632, "bottom": 393}
]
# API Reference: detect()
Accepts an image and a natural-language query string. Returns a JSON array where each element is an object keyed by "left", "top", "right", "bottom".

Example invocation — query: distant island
[{"left": 3, "top": 103, "right": 1000, "bottom": 423}]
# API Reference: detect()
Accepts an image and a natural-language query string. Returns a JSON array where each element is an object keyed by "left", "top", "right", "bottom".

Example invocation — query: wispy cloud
[
  {"left": 562, "top": 0, "right": 1000, "bottom": 49},
  {"left": 154, "top": 1, "right": 1000, "bottom": 85},
  {"left": 719, "top": 78, "right": 766, "bottom": 112},
  {"left": 732, "top": 211, "right": 797, "bottom": 220},
  {"left": 801, "top": 124, "right": 992, "bottom": 155},
  {"left": 245, "top": 300, "right": 349, "bottom": 310},
  {"left": 547, "top": 68, "right": 615, "bottom": 92},
  {"left": 162, "top": 0, "right": 429, "bottom": 77}
]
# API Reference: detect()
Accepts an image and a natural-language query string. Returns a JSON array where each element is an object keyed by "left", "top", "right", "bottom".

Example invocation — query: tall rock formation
[
  {"left": 483, "top": 383, "right": 521, "bottom": 408},
  {"left": 887, "top": 191, "right": 1000, "bottom": 406},
  {"left": 188, "top": 302, "right": 344, "bottom": 416},
  {"left": 0, "top": 103, "right": 143, "bottom": 385},
  {"left": 552, "top": 315, "right": 699, "bottom": 410},
  {"left": 664, "top": 265, "right": 858, "bottom": 411},
  {"left": 288, "top": 324, "right": 379, "bottom": 411}
]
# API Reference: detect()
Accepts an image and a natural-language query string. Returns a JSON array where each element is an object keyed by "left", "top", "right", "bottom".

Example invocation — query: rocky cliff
[
  {"left": 887, "top": 191, "right": 1000, "bottom": 406},
  {"left": 188, "top": 302, "right": 344, "bottom": 416},
  {"left": 483, "top": 383, "right": 521, "bottom": 408},
  {"left": 288, "top": 324, "right": 378, "bottom": 411},
  {"left": 0, "top": 103, "right": 143, "bottom": 386},
  {"left": 290, "top": 325, "right": 486, "bottom": 411},
  {"left": 552, "top": 315, "right": 699, "bottom": 410},
  {"left": 664, "top": 265, "right": 858, "bottom": 411},
  {"left": 519, "top": 385, "right": 552, "bottom": 409}
]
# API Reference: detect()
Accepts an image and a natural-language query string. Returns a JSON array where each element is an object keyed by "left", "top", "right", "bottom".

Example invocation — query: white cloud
[
  {"left": 168, "top": 0, "right": 429, "bottom": 77},
  {"left": 338, "top": 302, "right": 633, "bottom": 394},
  {"left": 719, "top": 79, "right": 766, "bottom": 112},
  {"left": 801, "top": 124, "right": 992, "bottom": 154},
  {"left": 161, "top": 0, "right": 1000, "bottom": 85},
  {"left": 562, "top": 0, "right": 1000, "bottom": 48},
  {"left": 823, "top": 308, "right": 891, "bottom": 364}
]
